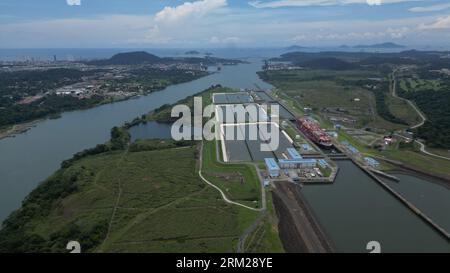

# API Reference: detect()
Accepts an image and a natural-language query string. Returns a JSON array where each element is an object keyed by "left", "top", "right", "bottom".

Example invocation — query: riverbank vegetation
[
  {"left": 258, "top": 69, "right": 406, "bottom": 131},
  {"left": 0, "top": 67, "right": 209, "bottom": 129},
  {"left": 0, "top": 128, "right": 260, "bottom": 252},
  {"left": 259, "top": 64, "right": 450, "bottom": 180},
  {"left": 396, "top": 69, "right": 450, "bottom": 149},
  {"left": 0, "top": 85, "right": 284, "bottom": 253}
]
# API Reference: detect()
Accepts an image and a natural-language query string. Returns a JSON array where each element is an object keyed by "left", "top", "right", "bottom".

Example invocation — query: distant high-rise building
[{"left": 53, "top": 55, "right": 57, "bottom": 62}]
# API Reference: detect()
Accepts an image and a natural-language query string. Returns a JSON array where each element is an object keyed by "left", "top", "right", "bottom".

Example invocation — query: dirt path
[
  {"left": 199, "top": 142, "right": 263, "bottom": 212},
  {"left": 102, "top": 150, "right": 128, "bottom": 244}
]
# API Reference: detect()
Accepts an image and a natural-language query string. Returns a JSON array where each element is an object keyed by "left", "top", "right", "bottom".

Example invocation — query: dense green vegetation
[
  {"left": 0, "top": 67, "right": 208, "bottom": 128},
  {"left": 146, "top": 84, "right": 225, "bottom": 123},
  {"left": 400, "top": 90, "right": 450, "bottom": 149},
  {"left": 61, "top": 126, "right": 130, "bottom": 169},
  {"left": 371, "top": 86, "right": 408, "bottom": 126},
  {"left": 0, "top": 94, "right": 104, "bottom": 127},
  {"left": 274, "top": 50, "right": 450, "bottom": 70},
  {"left": 0, "top": 85, "right": 284, "bottom": 253},
  {"left": 88, "top": 51, "right": 162, "bottom": 65},
  {"left": 203, "top": 140, "right": 261, "bottom": 208},
  {"left": 259, "top": 69, "right": 407, "bottom": 130},
  {"left": 0, "top": 68, "right": 99, "bottom": 105},
  {"left": 88, "top": 51, "right": 243, "bottom": 66},
  {"left": 397, "top": 70, "right": 450, "bottom": 149},
  {"left": 0, "top": 69, "right": 104, "bottom": 127},
  {"left": 0, "top": 133, "right": 261, "bottom": 252}
]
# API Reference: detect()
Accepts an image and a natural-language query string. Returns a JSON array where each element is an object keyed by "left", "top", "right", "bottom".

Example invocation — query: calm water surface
[
  {"left": 0, "top": 59, "right": 272, "bottom": 222},
  {"left": 0, "top": 51, "right": 448, "bottom": 253}
]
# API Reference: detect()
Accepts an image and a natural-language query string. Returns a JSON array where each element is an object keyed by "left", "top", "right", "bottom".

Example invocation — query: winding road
[
  {"left": 391, "top": 71, "right": 427, "bottom": 129},
  {"left": 391, "top": 71, "right": 450, "bottom": 161},
  {"left": 198, "top": 141, "right": 269, "bottom": 252},
  {"left": 198, "top": 141, "right": 264, "bottom": 212}
]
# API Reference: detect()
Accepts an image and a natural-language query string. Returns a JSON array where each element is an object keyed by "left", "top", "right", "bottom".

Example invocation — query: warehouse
[
  {"left": 278, "top": 158, "right": 317, "bottom": 169},
  {"left": 286, "top": 148, "right": 302, "bottom": 160},
  {"left": 265, "top": 158, "right": 280, "bottom": 178}
]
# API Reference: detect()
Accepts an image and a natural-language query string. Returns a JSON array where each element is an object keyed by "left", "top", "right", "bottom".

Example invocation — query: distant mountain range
[
  {"left": 285, "top": 45, "right": 310, "bottom": 51},
  {"left": 88, "top": 51, "right": 162, "bottom": 65},
  {"left": 87, "top": 51, "right": 243, "bottom": 66},
  {"left": 353, "top": 42, "right": 406, "bottom": 49},
  {"left": 185, "top": 50, "right": 200, "bottom": 55}
]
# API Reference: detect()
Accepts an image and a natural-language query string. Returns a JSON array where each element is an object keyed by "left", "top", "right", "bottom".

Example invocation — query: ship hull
[{"left": 296, "top": 118, "right": 334, "bottom": 149}]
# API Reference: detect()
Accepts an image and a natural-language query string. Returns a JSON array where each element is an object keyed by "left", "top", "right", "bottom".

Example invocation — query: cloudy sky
[{"left": 0, "top": 0, "right": 449, "bottom": 48}]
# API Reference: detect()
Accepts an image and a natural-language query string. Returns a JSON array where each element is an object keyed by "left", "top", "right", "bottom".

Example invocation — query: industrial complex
[{"left": 212, "top": 91, "right": 338, "bottom": 184}]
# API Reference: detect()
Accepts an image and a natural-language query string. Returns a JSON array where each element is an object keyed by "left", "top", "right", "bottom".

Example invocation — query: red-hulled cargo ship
[{"left": 296, "top": 117, "right": 333, "bottom": 148}]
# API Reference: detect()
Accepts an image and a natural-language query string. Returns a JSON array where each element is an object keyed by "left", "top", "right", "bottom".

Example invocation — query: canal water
[
  {"left": 0, "top": 58, "right": 273, "bottom": 222},
  {"left": 128, "top": 121, "right": 172, "bottom": 142},
  {"left": 0, "top": 51, "right": 449, "bottom": 253},
  {"left": 384, "top": 174, "right": 450, "bottom": 233},
  {"left": 301, "top": 160, "right": 450, "bottom": 252}
]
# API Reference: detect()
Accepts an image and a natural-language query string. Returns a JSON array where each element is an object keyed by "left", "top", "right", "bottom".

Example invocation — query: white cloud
[
  {"left": 155, "top": 0, "right": 227, "bottom": 24},
  {"left": 249, "top": 0, "right": 419, "bottom": 8},
  {"left": 209, "top": 36, "right": 241, "bottom": 44},
  {"left": 409, "top": 3, "right": 450, "bottom": 13},
  {"left": 291, "top": 27, "right": 409, "bottom": 42},
  {"left": 1, "top": 6, "right": 449, "bottom": 48},
  {"left": 420, "top": 15, "right": 450, "bottom": 29},
  {"left": 386, "top": 26, "right": 410, "bottom": 38},
  {"left": 66, "top": 0, "right": 81, "bottom": 6},
  {"left": 0, "top": 15, "right": 154, "bottom": 47}
]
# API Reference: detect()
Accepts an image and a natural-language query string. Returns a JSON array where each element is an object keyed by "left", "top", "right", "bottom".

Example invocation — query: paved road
[
  {"left": 391, "top": 71, "right": 450, "bottom": 160},
  {"left": 414, "top": 140, "right": 450, "bottom": 161},
  {"left": 210, "top": 140, "right": 268, "bottom": 252},
  {"left": 198, "top": 142, "right": 263, "bottom": 212},
  {"left": 391, "top": 71, "right": 427, "bottom": 129}
]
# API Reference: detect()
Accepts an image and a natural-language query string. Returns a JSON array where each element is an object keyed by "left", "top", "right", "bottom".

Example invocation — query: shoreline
[
  {"left": 386, "top": 168, "right": 450, "bottom": 190},
  {"left": 0, "top": 119, "right": 43, "bottom": 140},
  {"left": 376, "top": 156, "right": 450, "bottom": 186},
  {"left": 271, "top": 181, "right": 335, "bottom": 253},
  {"left": 0, "top": 72, "right": 213, "bottom": 141}
]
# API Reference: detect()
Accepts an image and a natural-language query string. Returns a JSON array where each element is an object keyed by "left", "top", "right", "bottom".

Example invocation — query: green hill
[{"left": 89, "top": 51, "right": 162, "bottom": 65}]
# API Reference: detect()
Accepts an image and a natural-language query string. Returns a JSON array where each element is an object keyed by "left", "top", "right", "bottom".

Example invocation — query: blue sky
[{"left": 0, "top": 0, "right": 450, "bottom": 48}]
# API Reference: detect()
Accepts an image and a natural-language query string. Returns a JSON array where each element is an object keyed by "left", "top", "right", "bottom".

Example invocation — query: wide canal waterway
[
  {"left": 302, "top": 160, "right": 449, "bottom": 252},
  {"left": 0, "top": 59, "right": 272, "bottom": 222},
  {"left": 0, "top": 55, "right": 448, "bottom": 252}
]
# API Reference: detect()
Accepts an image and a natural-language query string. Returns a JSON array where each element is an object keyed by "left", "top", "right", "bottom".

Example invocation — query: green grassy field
[
  {"left": 400, "top": 78, "right": 442, "bottom": 92},
  {"left": 260, "top": 69, "right": 406, "bottom": 131},
  {"left": 385, "top": 93, "right": 421, "bottom": 126},
  {"left": 258, "top": 69, "right": 450, "bottom": 178},
  {"left": 244, "top": 191, "right": 285, "bottom": 253},
  {"left": 0, "top": 83, "right": 289, "bottom": 253},
  {"left": 202, "top": 140, "right": 262, "bottom": 209},
  {"left": 380, "top": 144, "right": 450, "bottom": 178},
  {"left": 148, "top": 86, "right": 233, "bottom": 122},
  {"left": 0, "top": 143, "right": 265, "bottom": 252}
]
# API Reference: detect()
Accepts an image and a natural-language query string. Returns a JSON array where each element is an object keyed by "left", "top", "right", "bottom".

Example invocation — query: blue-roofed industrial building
[
  {"left": 265, "top": 158, "right": 280, "bottom": 178},
  {"left": 286, "top": 148, "right": 302, "bottom": 160},
  {"left": 301, "top": 144, "right": 312, "bottom": 151},
  {"left": 278, "top": 158, "right": 317, "bottom": 169},
  {"left": 364, "top": 157, "right": 380, "bottom": 169},
  {"left": 342, "top": 141, "right": 359, "bottom": 154},
  {"left": 318, "top": 159, "right": 328, "bottom": 168}
]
